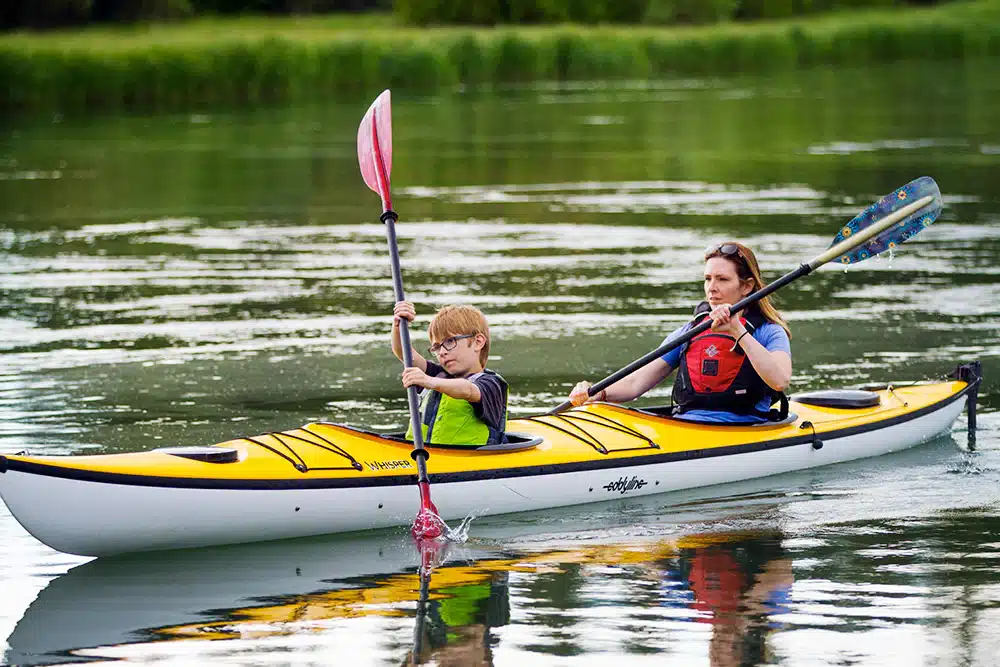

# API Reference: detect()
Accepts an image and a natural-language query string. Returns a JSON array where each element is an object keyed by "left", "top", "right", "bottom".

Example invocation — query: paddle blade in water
[
  {"left": 830, "top": 176, "right": 942, "bottom": 265},
  {"left": 411, "top": 481, "right": 444, "bottom": 540},
  {"left": 357, "top": 89, "right": 393, "bottom": 207}
]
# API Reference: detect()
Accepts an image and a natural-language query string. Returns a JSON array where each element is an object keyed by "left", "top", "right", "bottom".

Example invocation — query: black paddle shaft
[
  {"left": 549, "top": 262, "right": 811, "bottom": 414},
  {"left": 383, "top": 209, "right": 431, "bottom": 482}
]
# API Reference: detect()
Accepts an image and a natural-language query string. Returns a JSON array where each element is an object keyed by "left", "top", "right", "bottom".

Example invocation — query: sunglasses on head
[{"left": 705, "top": 243, "right": 744, "bottom": 261}]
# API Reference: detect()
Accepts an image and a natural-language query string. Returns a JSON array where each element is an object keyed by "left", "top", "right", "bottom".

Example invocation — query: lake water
[{"left": 2, "top": 59, "right": 1000, "bottom": 666}]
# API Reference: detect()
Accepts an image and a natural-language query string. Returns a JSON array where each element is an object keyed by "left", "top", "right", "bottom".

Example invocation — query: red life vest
[{"left": 671, "top": 304, "right": 785, "bottom": 419}]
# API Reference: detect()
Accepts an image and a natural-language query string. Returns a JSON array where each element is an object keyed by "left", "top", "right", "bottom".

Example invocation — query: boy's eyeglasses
[{"left": 428, "top": 334, "right": 474, "bottom": 356}]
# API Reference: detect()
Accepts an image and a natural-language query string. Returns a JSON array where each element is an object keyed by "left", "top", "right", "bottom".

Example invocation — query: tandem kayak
[{"left": 0, "top": 363, "right": 980, "bottom": 557}]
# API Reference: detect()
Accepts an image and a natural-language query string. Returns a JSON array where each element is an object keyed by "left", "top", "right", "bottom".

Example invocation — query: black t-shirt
[{"left": 424, "top": 361, "right": 506, "bottom": 431}]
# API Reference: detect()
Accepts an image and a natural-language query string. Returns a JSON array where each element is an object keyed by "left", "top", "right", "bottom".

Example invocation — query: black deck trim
[{"left": 2, "top": 384, "right": 972, "bottom": 491}]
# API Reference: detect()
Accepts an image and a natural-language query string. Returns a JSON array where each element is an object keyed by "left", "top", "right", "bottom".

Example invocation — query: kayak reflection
[
  {"left": 4, "top": 529, "right": 461, "bottom": 666},
  {"left": 7, "top": 527, "right": 794, "bottom": 667}
]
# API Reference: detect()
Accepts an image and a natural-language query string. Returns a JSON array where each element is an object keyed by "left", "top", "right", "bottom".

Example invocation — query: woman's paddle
[
  {"left": 357, "top": 89, "right": 444, "bottom": 540},
  {"left": 550, "top": 176, "right": 943, "bottom": 414}
]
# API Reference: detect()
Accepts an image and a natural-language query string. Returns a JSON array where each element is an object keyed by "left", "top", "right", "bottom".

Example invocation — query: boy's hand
[
  {"left": 393, "top": 301, "right": 416, "bottom": 324},
  {"left": 402, "top": 366, "right": 436, "bottom": 390}
]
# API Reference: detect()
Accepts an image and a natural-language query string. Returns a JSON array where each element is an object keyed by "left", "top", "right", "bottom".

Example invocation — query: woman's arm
[
  {"left": 571, "top": 358, "right": 675, "bottom": 405},
  {"left": 735, "top": 335, "right": 791, "bottom": 392}
]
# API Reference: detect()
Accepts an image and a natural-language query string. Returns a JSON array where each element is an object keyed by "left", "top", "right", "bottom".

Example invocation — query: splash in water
[
  {"left": 444, "top": 509, "right": 486, "bottom": 543},
  {"left": 412, "top": 507, "right": 484, "bottom": 544}
]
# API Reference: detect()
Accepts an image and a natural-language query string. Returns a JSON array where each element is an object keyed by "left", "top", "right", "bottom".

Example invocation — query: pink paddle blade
[
  {"left": 356, "top": 89, "right": 393, "bottom": 209},
  {"left": 411, "top": 481, "right": 444, "bottom": 540}
]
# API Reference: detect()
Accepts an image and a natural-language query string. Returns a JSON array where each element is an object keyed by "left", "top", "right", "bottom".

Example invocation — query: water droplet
[{"left": 445, "top": 510, "right": 484, "bottom": 543}]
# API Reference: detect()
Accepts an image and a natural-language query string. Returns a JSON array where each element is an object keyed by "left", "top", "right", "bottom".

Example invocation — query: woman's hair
[
  {"left": 428, "top": 304, "right": 491, "bottom": 366},
  {"left": 704, "top": 242, "right": 791, "bottom": 339}
]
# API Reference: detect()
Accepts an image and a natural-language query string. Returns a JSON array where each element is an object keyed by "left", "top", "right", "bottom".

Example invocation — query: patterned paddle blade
[
  {"left": 830, "top": 176, "right": 942, "bottom": 265},
  {"left": 357, "top": 90, "right": 393, "bottom": 204}
]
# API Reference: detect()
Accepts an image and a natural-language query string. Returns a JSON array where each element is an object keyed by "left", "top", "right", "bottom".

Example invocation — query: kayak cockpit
[
  {"left": 154, "top": 446, "right": 241, "bottom": 463},
  {"left": 611, "top": 388, "right": 885, "bottom": 426},
  {"left": 380, "top": 431, "right": 544, "bottom": 452},
  {"left": 791, "top": 389, "right": 880, "bottom": 409},
  {"left": 625, "top": 404, "right": 800, "bottom": 428}
]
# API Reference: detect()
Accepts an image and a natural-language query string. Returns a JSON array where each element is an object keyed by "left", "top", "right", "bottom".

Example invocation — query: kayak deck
[{"left": 2, "top": 378, "right": 972, "bottom": 484}]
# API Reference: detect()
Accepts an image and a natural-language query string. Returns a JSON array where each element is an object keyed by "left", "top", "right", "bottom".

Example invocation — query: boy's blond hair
[{"left": 428, "top": 305, "right": 491, "bottom": 367}]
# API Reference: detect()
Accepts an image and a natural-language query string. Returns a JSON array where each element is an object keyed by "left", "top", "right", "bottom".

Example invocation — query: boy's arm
[
  {"left": 470, "top": 375, "right": 505, "bottom": 430},
  {"left": 401, "top": 372, "right": 481, "bottom": 402}
]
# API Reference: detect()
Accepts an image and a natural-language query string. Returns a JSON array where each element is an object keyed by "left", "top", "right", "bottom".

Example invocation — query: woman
[{"left": 569, "top": 242, "right": 792, "bottom": 423}]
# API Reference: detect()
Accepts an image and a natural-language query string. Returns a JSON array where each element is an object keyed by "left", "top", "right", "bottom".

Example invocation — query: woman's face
[{"left": 704, "top": 256, "right": 753, "bottom": 306}]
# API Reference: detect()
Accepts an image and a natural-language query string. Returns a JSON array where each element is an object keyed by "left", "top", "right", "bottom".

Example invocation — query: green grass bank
[{"left": 1, "top": 0, "right": 998, "bottom": 114}]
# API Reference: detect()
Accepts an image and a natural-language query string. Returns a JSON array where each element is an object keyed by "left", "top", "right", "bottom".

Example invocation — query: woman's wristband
[{"left": 731, "top": 329, "right": 750, "bottom": 350}]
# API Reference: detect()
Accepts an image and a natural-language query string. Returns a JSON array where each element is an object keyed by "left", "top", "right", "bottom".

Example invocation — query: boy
[{"left": 390, "top": 301, "right": 508, "bottom": 446}]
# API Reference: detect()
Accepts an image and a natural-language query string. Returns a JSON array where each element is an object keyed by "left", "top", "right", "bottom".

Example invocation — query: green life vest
[{"left": 405, "top": 370, "right": 508, "bottom": 446}]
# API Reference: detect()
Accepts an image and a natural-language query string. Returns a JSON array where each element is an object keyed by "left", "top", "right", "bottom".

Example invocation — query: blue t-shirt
[{"left": 660, "top": 321, "right": 791, "bottom": 423}]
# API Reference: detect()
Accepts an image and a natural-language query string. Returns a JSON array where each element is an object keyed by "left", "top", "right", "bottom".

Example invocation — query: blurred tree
[
  {"left": 644, "top": 0, "right": 738, "bottom": 24},
  {"left": 0, "top": 0, "right": 947, "bottom": 30},
  {"left": 604, "top": 0, "right": 649, "bottom": 22},
  {"left": 2, "top": 0, "right": 94, "bottom": 28},
  {"left": 92, "top": 0, "right": 192, "bottom": 21},
  {"left": 739, "top": 0, "right": 797, "bottom": 19},
  {"left": 396, "top": 0, "right": 504, "bottom": 25},
  {"left": 182, "top": 0, "right": 386, "bottom": 13}
]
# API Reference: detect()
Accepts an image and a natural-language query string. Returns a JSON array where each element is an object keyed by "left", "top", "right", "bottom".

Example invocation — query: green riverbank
[{"left": 1, "top": 0, "right": 998, "bottom": 114}]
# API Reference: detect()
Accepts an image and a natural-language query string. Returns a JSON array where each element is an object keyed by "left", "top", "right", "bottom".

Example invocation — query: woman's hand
[
  {"left": 393, "top": 300, "right": 416, "bottom": 324},
  {"left": 709, "top": 303, "right": 746, "bottom": 338},
  {"left": 569, "top": 381, "right": 593, "bottom": 406}
]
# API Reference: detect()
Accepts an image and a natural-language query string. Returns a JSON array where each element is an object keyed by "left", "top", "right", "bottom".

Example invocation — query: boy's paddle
[
  {"left": 357, "top": 89, "right": 444, "bottom": 540},
  {"left": 550, "top": 176, "right": 943, "bottom": 415}
]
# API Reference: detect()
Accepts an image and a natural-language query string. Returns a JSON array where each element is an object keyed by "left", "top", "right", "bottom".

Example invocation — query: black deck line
[{"left": 0, "top": 384, "right": 971, "bottom": 491}]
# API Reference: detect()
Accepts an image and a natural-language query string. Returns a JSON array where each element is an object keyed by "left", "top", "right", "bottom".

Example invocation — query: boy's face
[{"left": 430, "top": 331, "right": 486, "bottom": 376}]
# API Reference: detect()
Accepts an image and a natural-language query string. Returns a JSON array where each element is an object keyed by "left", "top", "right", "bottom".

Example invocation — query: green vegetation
[
  {"left": 0, "top": 0, "right": 933, "bottom": 30},
  {"left": 1, "top": 1, "right": 387, "bottom": 30},
  {"left": 1, "top": 0, "right": 998, "bottom": 114},
  {"left": 395, "top": 0, "right": 904, "bottom": 25}
]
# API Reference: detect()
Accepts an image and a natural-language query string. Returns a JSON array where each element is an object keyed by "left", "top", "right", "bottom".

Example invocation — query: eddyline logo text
[{"left": 602, "top": 476, "right": 648, "bottom": 495}]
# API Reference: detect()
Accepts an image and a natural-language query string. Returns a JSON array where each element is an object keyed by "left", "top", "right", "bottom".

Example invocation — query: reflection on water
[
  {"left": 7, "top": 513, "right": 999, "bottom": 667},
  {"left": 2, "top": 59, "right": 1000, "bottom": 665},
  {"left": 4, "top": 529, "right": 794, "bottom": 666}
]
